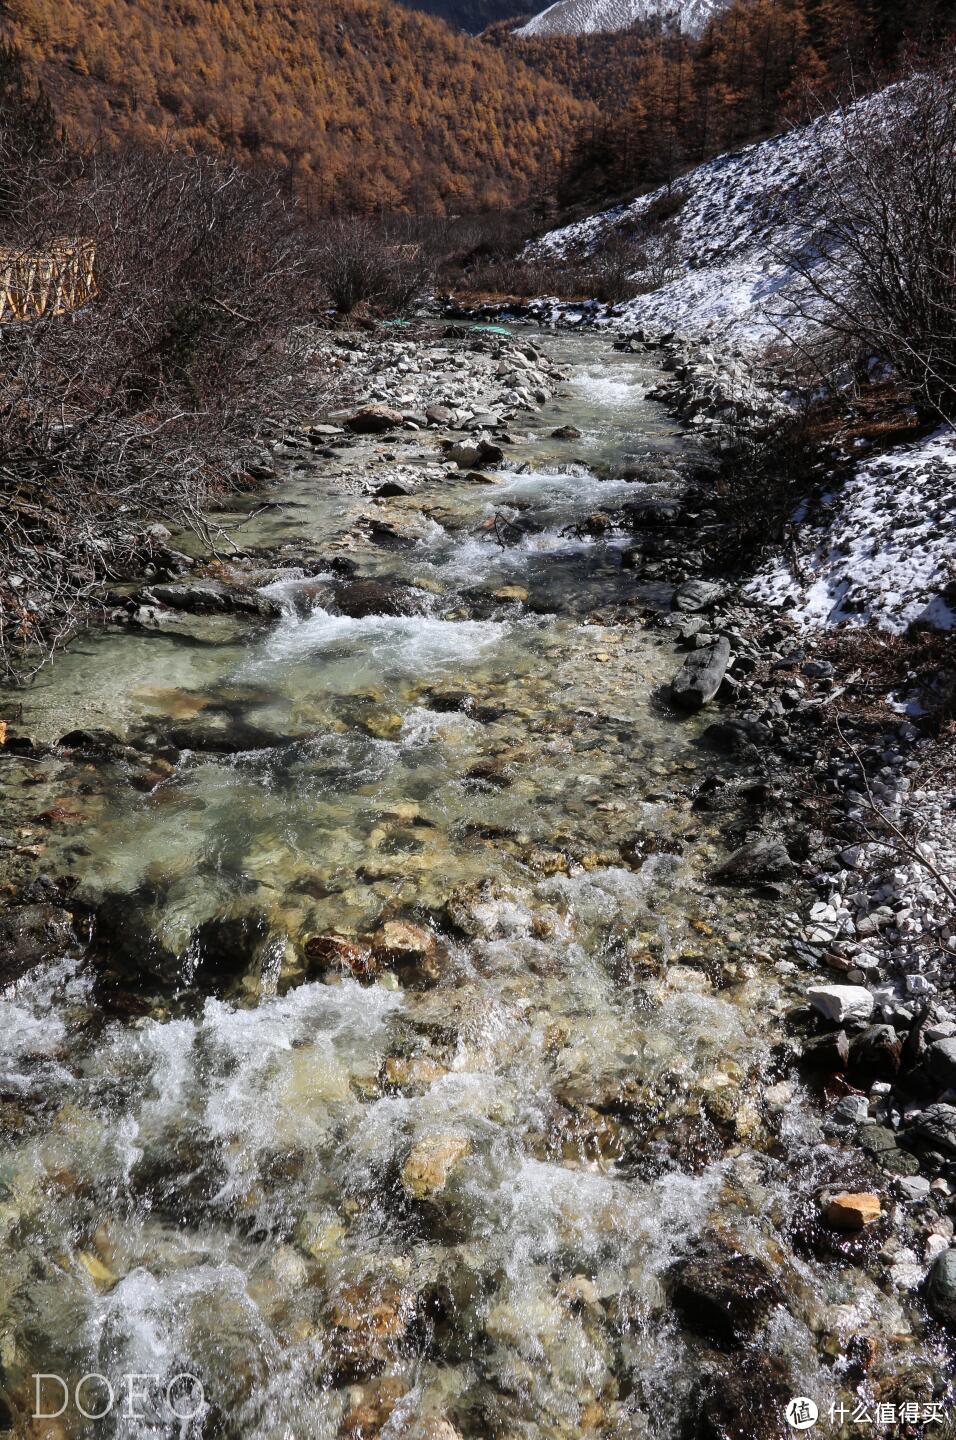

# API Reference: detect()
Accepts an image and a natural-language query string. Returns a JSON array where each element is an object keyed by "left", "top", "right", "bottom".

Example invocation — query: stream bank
[{"left": 0, "top": 323, "right": 953, "bottom": 1439}]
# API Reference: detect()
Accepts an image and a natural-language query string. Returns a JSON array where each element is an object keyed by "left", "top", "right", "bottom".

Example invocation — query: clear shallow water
[{"left": 0, "top": 334, "right": 945, "bottom": 1437}]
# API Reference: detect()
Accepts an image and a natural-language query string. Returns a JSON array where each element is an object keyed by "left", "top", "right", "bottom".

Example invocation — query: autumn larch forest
[{"left": 3, "top": 0, "right": 955, "bottom": 217}]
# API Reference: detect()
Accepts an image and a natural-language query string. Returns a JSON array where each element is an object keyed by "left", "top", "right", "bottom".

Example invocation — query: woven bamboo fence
[{"left": 0, "top": 238, "right": 96, "bottom": 323}]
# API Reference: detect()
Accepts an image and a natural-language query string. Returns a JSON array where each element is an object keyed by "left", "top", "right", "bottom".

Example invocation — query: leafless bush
[
  {"left": 0, "top": 141, "right": 327, "bottom": 680},
  {"left": 781, "top": 62, "right": 956, "bottom": 419},
  {"left": 313, "top": 215, "right": 435, "bottom": 314}
]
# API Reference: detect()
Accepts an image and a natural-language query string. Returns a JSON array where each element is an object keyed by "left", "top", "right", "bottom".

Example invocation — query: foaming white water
[
  {"left": 572, "top": 366, "right": 644, "bottom": 410},
  {"left": 0, "top": 957, "right": 90, "bottom": 1094},
  {"left": 399, "top": 706, "right": 479, "bottom": 746},
  {"left": 92, "top": 980, "right": 403, "bottom": 1207},
  {"left": 255, "top": 607, "right": 507, "bottom": 675}
]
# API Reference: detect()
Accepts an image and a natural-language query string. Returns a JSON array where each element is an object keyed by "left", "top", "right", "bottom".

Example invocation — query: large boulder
[
  {"left": 143, "top": 581, "right": 281, "bottom": 619},
  {"left": 345, "top": 405, "right": 405, "bottom": 434},
  {"left": 671, "top": 638, "right": 731, "bottom": 710}
]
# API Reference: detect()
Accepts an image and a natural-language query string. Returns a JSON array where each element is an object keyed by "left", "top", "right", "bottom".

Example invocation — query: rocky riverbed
[{"left": 0, "top": 322, "right": 953, "bottom": 1439}]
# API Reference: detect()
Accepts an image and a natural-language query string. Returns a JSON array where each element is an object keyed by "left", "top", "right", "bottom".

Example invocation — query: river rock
[
  {"left": 551, "top": 424, "right": 582, "bottom": 440},
  {"left": 143, "top": 580, "right": 281, "bottom": 619},
  {"left": 668, "top": 1246, "right": 784, "bottom": 1346},
  {"left": 371, "top": 919, "right": 440, "bottom": 982},
  {"left": 444, "top": 438, "right": 505, "bottom": 469},
  {"left": 712, "top": 838, "right": 794, "bottom": 884},
  {"left": 425, "top": 404, "right": 454, "bottom": 426},
  {"left": 304, "top": 933, "right": 376, "bottom": 981},
  {"left": 670, "top": 637, "right": 731, "bottom": 710},
  {"left": 0, "top": 903, "right": 77, "bottom": 982},
  {"left": 801, "top": 1030, "right": 849, "bottom": 1071},
  {"left": 401, "top": 1133, "right": 471, "bottom": 1198},
  {"left": 373, "top": 479, "right": 414, "bottom": 497},
  {"left": 330, "top": 579, "right": 431, "bottom": 619},
  {"left": 924, "top": 1248, "right": 956, "bottom": 1328},
  {"left": 927, "top": 1038, "right": 956, "bottom": 1088},
  {"left": 908, "top": 1104, "right": 956, "bottom": 1156},
  {"left": 807, "top": 985, "right": 875, "bottom": 1024},
  {"left": 345, "top": 405, "right": 404, "bottom": 434},
  {"left": 689, "top": 1355, "right": 791, "bottom": 1440},
  {"left": 848, "top": 1025, "right": 903, "bottom": 1083},
  {"left": 825, "top": 1192, "right": 882, "bottom": 1230},
  {"left": 674, "top": 578, "right": 723, "bottom": 613}
]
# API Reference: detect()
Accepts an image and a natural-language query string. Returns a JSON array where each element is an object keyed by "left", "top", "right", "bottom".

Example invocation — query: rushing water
[{"left": 0, "top": 334, "right": 946, "bottom": 1438}]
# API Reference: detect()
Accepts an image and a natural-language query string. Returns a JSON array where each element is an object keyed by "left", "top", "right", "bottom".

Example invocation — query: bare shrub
[
  {"left": 0, "top": 139, "right": 327, "bottom": 679},
  {"left": 705, "top": 401, "right": 822, "bottom": 567},
  {"left": 314, "top": 215, "right": 434, "bottom": 315},
  {"left": 781, "top": 62, "right": 956, "bottom": 419}
]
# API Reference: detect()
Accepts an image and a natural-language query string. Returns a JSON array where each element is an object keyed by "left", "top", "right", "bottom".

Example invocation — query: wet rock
[
  {"left": 304, "top": 933, "right": 377, "bottom": 982},
  {"left": 330, "top": 579, "right": 431, "bottom": 619},
  {"left": 426, "top": 404, "right": 454, "bottom": 426},
  {"left": 858, "top": 1123, "right": 919, "bottom": 1176},
  {"left": 345, "top": 404, "right": 404, "bottom": 434},
  {"left": 712, "top": 837, "right": 793, "bottom": 886},
  {"left": 444, "top": 438, "right": 505, "bottom": 469},
  {"left": 671, "top": 638, "right": 731, "bottom": 710},
  {"left": 325, "top": 1279, "right": 410, "bottom": 1382},
  {"left": 668, "top": 1245, "right": 785, "bottom": 1346},
  {"left": 801, "top": 1030, "right": 849, "bottom": 1071},
  {"left": 373, "top": 479, "right": 414, "bottom": 498},
  {"left": 924, "top": 1248, "right": 956, "bottom": 1328},
  {"left": 341, "top": 1377, "right": 410, "bottom": 1439},
  {"left": 825, "top": 1192, "right": 882, "bottom": 1230},
  {"left": 848, "top": 1025, "right": 903, "bottom": 1083},
  {"left": 927, "top": 1038, "right": 956, "bottom": 1089},
  {"left": 674, "top": 578, "right": 723, "bottom": 613},
  {"left": 828, "top": 1094, "right": 869, "bottom": 1129},
  {"left": 371, "top": 919, "right": 443, "bottom": 984},
  {"left": 551, "top": 424, "right": 582, "bottom": 440},
  {"left": 401, "top": 1133, "right": 471, "bottom": 1199},
  {"left": 143, "top": 580, "right": 281, "bottom": 619},
  {"left": 807, "top": 985, "right": 874, "bottom": 1025},
  {"left": 0, "top": 903, "right": 77, "bottom": 982},
  {"left": 687, "top": 1355, "right": 790, "bottom": 1440},
  {"left": 908, "top": 1104, "right": 956, "bottom": 1157}
]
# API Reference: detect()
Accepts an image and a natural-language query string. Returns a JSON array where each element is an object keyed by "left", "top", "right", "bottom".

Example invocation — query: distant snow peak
[{"left": 517, "top": 0, "right": 724, "bottom": 37}]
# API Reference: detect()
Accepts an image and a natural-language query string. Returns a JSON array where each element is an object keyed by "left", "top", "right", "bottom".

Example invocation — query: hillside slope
[
  {"left": 538, "top": 106, "right": 852, "bottom": 345},
  {"left": 1, "top": 0, "right": 592, "bottom": 210},
  {"left": 537, "top": 83, "right": 956, "bottom": 634},
  {"left": 517, "top": 0, "right": 727, "bottom": 35}
]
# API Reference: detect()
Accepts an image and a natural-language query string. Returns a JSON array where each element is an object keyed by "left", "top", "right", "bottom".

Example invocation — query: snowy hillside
[
  {"left": 518, "top": 0, "right": 726, "bottom": 37},
  {"left": 536, "top": 104, "right": 855, "bottom": 347},
  {"left": 535, "top": 83, "right": 956, "bottom": 636}
]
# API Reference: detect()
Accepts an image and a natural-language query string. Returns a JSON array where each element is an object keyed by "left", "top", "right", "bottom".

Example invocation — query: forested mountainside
[
  {"left": 0, "top": 0, "right": 591, "bottom": 211},
  {"left": 393, "top": 0, "right": 534, "bottom": 30},
  {"left": 487, "top": 0, "right": 956, "bottom": 198}
]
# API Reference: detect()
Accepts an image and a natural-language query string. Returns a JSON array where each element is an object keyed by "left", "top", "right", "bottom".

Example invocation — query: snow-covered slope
[
  {"left": 535, "top": 84, "right": 955, "bottom": 635},
  {"left": 536, "top": 104, "right": 851, "bottom": 346},
  {"left": 518, "top": 0, "right": 724, "bottom": 37},
  {"left": 747, "top": 430, "right": 956, "bottom": 633}
]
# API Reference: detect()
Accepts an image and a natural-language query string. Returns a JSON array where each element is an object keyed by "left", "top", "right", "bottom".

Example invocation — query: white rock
[{"left": 807, "top": 985, "right": 874, "bottom": 1024}]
